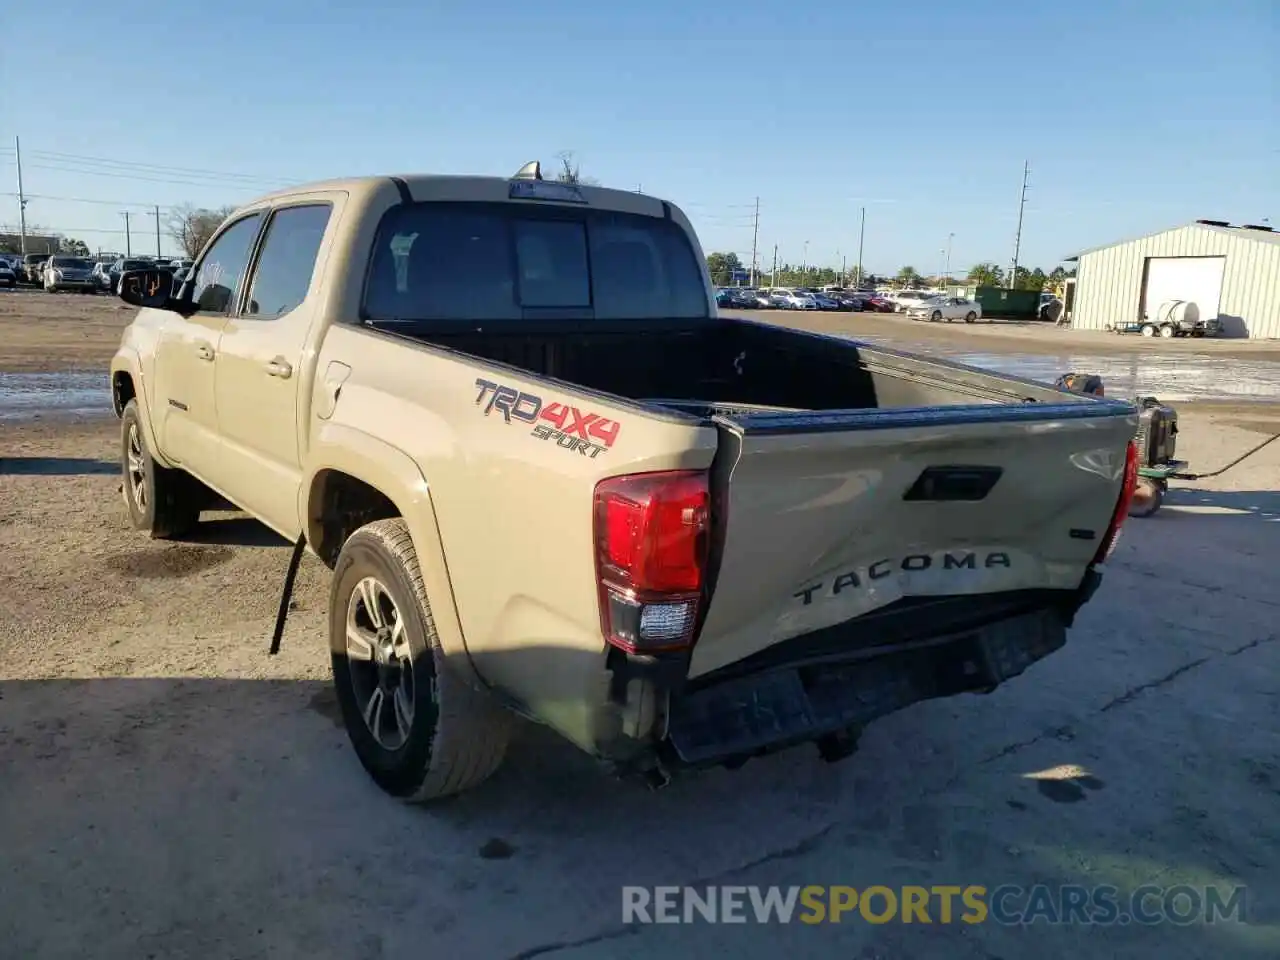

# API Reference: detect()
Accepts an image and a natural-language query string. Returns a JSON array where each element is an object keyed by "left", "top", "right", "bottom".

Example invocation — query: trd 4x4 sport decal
[{"left": 474, "top": 378, "right": 621, "bottom": 458}]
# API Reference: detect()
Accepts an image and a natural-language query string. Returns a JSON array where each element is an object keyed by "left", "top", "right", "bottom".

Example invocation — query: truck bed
[{"left": 386, "top": 315, "right": 1076, "bottom": 415}]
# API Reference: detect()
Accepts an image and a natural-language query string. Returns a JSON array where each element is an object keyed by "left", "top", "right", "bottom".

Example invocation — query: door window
[
  {"left": 190, "top": 213, "right": 263, "bottom": 314},
  {"left": 242, "top": 204, "right": 333, "bottom": 319}
]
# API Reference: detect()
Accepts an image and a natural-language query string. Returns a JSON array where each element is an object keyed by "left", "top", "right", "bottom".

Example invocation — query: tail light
[
  {"left": 1093, "top": 441, "right": 1139, "bottom": 564},
  {"left": 593, "top": 470, "right": 710, "bottom": 654}
]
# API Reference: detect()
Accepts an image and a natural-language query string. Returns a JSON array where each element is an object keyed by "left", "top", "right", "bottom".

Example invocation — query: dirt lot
[
  {"left": 2, "top": 288, "right": 1278, "bottom": 374},
  {"left": 2, "top": 294, "right": 1280, "bottom": 958}
]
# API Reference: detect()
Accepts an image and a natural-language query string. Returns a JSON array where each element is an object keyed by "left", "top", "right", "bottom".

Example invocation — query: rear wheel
[
  {"left": 930, "top": 310, "right": 942, "bottom": 322},
  {"left": 965, "top": 311, "right": 977, "bottom": 323},
  {"left": 1160, "top": 324, "right": 1176, "bottom": 339},
  {"left": 1140, "top": 324, "right": 1156, "bottom": 337},
  {"left": 330, "top": 518, "right": 512, "bottom": 802},
  {"left": 120, "top": 399, "right": 203, "bottom": 538}
]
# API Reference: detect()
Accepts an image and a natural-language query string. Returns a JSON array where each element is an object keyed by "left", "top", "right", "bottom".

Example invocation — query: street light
[
  {"left": 945, "top": 232, "right": 954, "bottom": 288},
  {"left": 802, "top": 240, "right": 809, "bottom": 278}
]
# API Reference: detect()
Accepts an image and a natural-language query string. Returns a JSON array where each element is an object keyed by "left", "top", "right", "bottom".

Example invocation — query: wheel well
[
  {"left": 112, "top": 372, "right": 136, "bottom": 417},
  {"left": 308, "top": 471, "right": 401, "bottom": 568}
]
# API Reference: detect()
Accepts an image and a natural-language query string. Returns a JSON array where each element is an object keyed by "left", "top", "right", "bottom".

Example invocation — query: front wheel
[
  {"left": 1160, "top": 324, "right": 1176, "bottom": 339},
  {"left": 965, "top": 311, "right": 977, "bottom": 323},
  {"left": 330, "top": 518, "right": 513, "bottom": 802},
  {"left": 120, "top": 399, "right": 203, "bottom": 538},
  {"left": 1141, "top": 324, "right": 1156, "bottom": 337}
]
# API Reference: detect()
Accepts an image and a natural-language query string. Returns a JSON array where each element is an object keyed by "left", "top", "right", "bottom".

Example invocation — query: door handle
[
  {"left": 264, "top": 357, "right": 293, "bottom": 379},
  {"left": 195, "top": 342, "right": 214, "bottom": 361}
]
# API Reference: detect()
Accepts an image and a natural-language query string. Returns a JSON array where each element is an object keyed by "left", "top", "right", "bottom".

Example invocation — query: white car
[
  {"left": 886, "top": 290, "right": 937, "bottom": 313},
  {"left": 771, "top": 288, "right": 818, "bottom": 310},
  {"left": 906, "top": 296, "right": 983, "bottom": 323}
]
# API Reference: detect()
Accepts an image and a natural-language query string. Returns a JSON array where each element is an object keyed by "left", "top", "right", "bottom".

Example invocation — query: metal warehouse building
[{"left": 1066, "top": 220, "right": 1280, "bottom": 339}]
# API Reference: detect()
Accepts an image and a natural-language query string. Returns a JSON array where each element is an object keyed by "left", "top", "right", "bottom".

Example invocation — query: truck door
[
  {"left": 151, "top": 212, "right": 264, "bottom": 476},
  {"left": 212, "top": 200, "right": 336, "bottom": 538}
]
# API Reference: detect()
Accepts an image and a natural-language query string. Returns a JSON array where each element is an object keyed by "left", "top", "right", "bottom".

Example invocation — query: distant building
[
  {"left": 1065, "top": 220, "right": 1280, "bottom": 339},
  {"left": 0, "top": 232, "right": 62, "bottom": 255}
]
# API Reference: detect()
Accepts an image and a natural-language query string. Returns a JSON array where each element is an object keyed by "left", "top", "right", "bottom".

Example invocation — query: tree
[
  {"left": 966, "top": 262, "right": 1004, "bottom": 287},
  {"left": 553, "top": 151, "right": 599, "bottom": 186},
  {"left": 1010, "top": 266, "right": 1047, "bottom": 291},
  {"left": 705, "top": 251, "right": 745, "bottom": 286},
  {"left": 167, "top": 203, "right": 237, "bottom": 258},
  {"left": 59, "top": 237, "right": 91, "bottom": 257},
  {"left": 896, "top": 265, "right": 922, "bottom": 286}
]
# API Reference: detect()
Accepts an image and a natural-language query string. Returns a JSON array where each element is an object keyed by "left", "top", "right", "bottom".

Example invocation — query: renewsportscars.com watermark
[{"left": 622, "top": 884, "right": 1248, "bottom": 926}]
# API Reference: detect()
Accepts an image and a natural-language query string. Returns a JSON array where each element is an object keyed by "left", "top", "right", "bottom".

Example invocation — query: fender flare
[
  {"left": 302, "top": 424, "right": 480, "bottom": 685},
  {"left": 109, "top": 350, "right": 170, "bottom": 468}
]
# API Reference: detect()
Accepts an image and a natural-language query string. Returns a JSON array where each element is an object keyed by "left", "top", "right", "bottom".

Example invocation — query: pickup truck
[{"left": 110, "top": 162, "right": 1141, "bottom": 803}]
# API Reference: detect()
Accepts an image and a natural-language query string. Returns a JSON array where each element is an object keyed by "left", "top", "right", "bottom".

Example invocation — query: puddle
[
  {"left": 852, "top": 337, "right": 1280, "bottom": 402},
  {"left": 0, "top": 372, "right": 112, "bottom": 421}
]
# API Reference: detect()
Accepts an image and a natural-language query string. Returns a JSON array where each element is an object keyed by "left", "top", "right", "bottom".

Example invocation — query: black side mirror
[{"left": 118, "top": 268, "right": 174, "bottom": 309}]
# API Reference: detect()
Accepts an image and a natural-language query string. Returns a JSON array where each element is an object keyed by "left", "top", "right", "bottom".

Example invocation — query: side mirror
[{"left": 118, "top": 268, "right": 174, "bottom": 309}]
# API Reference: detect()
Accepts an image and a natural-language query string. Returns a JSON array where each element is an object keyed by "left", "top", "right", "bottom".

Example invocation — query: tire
[
  {"left": 1160, "top": 324, "right": 1176, "bottom": 339},
  {"left": 1141, "top": 324, "right": 1156, "bottom": 338},
  {"left": 930, "top": 310, "right": 942, "bottom": 322},
  {"left": 120, "top": 399, "right": 202, "bottom": 539},
  {"left": 965, "top": 311, "right": 977, "bottom": 323},
  {"left": 329, "top": 518, "right": 512, "bottom": 802},
  {"left": 1128, "top": 477, "right": 1164, "bottom": 518}
]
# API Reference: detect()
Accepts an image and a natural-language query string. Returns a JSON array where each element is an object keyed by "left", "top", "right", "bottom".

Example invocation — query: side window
[
  {"left": 242, "top": 204, "right": 332, "bottom": 319},
  {"left": 191, "top": 214, "right": 263, "bottom": 314}
]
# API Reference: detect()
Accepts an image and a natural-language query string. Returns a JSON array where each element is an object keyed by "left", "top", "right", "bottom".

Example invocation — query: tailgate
[{"left": 690, "top": 402, "right": 1137, "bottom": 678}]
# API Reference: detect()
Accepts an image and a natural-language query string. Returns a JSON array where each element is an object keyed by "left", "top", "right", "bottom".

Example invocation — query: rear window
[{"left": 363, "top": 202, "right": 709, "bottom": 322}]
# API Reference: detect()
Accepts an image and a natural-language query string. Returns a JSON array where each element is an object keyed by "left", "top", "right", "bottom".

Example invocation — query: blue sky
[{"left": 2, "top": 1, "right": 1276, "bottom": 272}]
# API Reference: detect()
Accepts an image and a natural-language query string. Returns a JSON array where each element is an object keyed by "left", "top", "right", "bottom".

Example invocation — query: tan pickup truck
[{"left": 110, "top": 162, "right": 1140, "bottom": 802}]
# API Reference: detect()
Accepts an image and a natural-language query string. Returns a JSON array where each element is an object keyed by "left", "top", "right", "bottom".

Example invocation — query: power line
[
  {"left": 1, "top": 191, "right": 179, "bottom": 210},
  {"left": 0, "top": 146, "right": 289, "bottom": 186}
]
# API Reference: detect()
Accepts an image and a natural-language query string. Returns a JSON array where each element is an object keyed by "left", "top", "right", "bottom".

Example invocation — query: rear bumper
[{"left": 660, "top": 576, "right": 1101, "bottom": 769}]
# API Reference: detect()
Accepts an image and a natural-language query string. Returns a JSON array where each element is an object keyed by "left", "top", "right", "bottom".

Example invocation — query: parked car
[
  {"left": 109, "top": 163, "right": 1140, "bottom": 803},
  {"left": 715, "top": 287, "right": 757, "bottom": 310},
  {"left": 906, "top": 296, "right": 983, "bottom": 323},
  {"left": 21, "top": 253, "right": 51, "bottom": 285},
  {"left": 770, "top": 288, "right": 818, "bottom": 310},
  {"left": 0, "top": 260, "right": 16, "bottom": 288},
  {"left": 860, "top": 295, "right": 896, "bottom": 313},
  {"left": 43, "top": 255, "right": 99, "bottom": 293},
  {"left": 811, "top": 293, "right": 842, "bottom": 311},
  {"left": 886, "top": 290, "right": 936, "bottom": 313},
  {"left": 91, "top": 262, "right": 114, "bottom": 291},
  {"left": 110, "top": 258, "right": 156, "bottom": 293}
]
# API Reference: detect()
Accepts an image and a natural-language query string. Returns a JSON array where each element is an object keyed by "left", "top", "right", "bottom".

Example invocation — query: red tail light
[
  {"left": 593, "top": 470, "right": 710, "bottom": 654},
  {"left": 1093, "top": 440, "right": 1139, "bottom": 564}
]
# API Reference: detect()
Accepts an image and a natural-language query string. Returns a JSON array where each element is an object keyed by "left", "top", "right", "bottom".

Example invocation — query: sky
[{"left": 2, "top": 1, "right": 1276, "bottom": 273}]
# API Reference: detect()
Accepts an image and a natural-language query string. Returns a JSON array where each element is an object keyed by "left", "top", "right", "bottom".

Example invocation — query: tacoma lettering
[{"left": 793, "top": 551, "right": 1012, "bottom": 605}]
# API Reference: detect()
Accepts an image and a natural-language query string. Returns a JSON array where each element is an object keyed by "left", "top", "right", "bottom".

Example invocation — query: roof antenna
[{"left": 512, "top": 161, "right": 543, "bottom": 181}]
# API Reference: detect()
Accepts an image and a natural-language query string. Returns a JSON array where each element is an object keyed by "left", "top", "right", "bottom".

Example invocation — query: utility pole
[
  {"left": 151, "top": 205, "right": 162, "bottom": 256},
  {"left": 749, "top": 196, "right": 760, "bottom": 287},
  {"left": 121, "top": 212, "right": 131, "bottom": 256},
  {"left": 945, "top": 232, "right": 954, "bottom": 288},
  {"left": 856, "top": 206, "right": 866, "bottom": 288},
  {"left": 802, "top": 240, "right": 809, "bottom": 279},
  {"left": 14, "top": 136, "right": 28, "bottom": 255},
  {"left": 842, "top": 254, "right": 847, "bottom": 286},
  {"left": 771, "top": 244, "right": 778, "bottom": 285},
  {"left": 1009, "top": 161, "right": 1029, "bottom": 289}
]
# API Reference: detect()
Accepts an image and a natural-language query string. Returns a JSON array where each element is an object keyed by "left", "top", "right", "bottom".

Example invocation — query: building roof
[{"left": 1064, "top": 221, "right": 1280, "bottom": 262}]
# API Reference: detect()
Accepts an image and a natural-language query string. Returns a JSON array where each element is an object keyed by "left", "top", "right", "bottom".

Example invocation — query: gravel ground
[{"left": 2, "top": 293, "right": 1279, "bottom": 958}]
